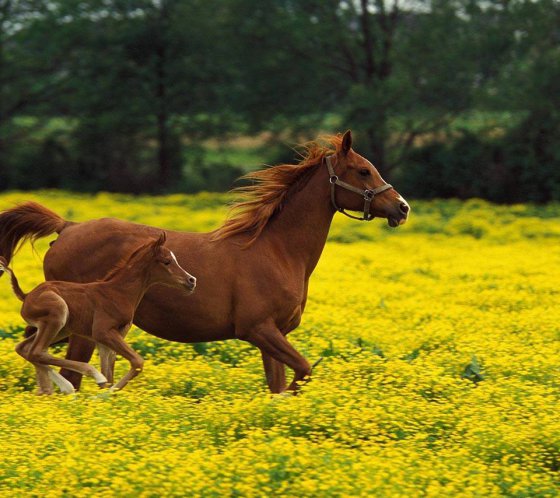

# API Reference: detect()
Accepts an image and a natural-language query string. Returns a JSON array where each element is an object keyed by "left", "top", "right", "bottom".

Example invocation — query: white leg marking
[
  {"left": 90, "top": 368, "right": 108, "bottom": 385},
  {"left": 47, "top": 369, "right": 75, "bottom": 394}
]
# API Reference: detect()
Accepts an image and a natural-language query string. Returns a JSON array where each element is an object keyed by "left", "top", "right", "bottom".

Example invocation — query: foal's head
[
  {"left": 329, "top": 130, "right": 410, "bottom": 226},
  {"left": 141, "top": 233, "right": 196, "bottom": 293}
]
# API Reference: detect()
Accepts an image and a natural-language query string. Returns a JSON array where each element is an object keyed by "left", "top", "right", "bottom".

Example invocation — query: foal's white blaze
[{"left": 170, "top": 251, "right": 196, "bottom": 285}]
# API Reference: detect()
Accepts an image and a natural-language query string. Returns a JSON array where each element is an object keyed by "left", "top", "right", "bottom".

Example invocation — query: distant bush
[
  {"left": 399, "top": 111, "right": 560, "bottom": 203},
  {"left": 2, "top": 110, "right": 560, "bottom": 202}
]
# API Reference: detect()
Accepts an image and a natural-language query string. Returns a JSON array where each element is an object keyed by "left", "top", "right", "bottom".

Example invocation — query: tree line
[{"left": 1, "top": 0, "right": 559, "bottom": 202}]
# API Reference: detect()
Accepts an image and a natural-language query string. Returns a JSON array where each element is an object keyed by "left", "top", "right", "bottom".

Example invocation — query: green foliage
[
  {"left": 1, "top": 1, "right": 559, "bottom": 201},
  {"left": 462, "top": 356, "right": 485, "bottom": 384}
]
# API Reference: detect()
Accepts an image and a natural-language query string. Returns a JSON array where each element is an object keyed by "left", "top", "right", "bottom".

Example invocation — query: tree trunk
[
  {"left": 154, "top": 2, "right": 175, "bottom": 192},
  {"left": 0, "top": 3, "right": 8, "bottom": 182},
  {"left": 155, "top": 39, "right": 170, "bottom": 191},
  {"left": 366, "top": 119, "right": 387, "bottom": 173}
]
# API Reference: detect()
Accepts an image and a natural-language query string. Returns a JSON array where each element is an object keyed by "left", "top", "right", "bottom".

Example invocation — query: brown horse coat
[
  {"left": 0, "top": 235, "right": 196, "bottom": 394},
  {"left": 0, "top": 132, "right": 409, "bottom": 392}
]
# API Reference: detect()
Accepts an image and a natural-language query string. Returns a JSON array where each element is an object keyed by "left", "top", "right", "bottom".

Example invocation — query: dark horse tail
[{"left": 0, "top": 201, "right": 69, "bottom": 268}]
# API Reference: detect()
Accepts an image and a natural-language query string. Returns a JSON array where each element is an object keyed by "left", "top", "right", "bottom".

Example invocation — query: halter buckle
[
  {"left": 329, "top": 175, "right": 338, "bottom": 184},
  {"left": 364, "top": 190, "right": 374, "bottom": 201}
]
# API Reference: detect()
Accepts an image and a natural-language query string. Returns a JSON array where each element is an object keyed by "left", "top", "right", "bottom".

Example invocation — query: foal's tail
[
  {"left": 0, "top": 257, "right": 27, "bottom": 301},
  {"left": 0, "top": 201, "right": 68, "bottom": 267}
]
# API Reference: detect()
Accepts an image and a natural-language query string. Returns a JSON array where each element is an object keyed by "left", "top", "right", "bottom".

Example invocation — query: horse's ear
[
  {"left": 152, "top": 232, "right": 167, "bottom": 253},
  {"left": 341, "top": 130, "right": 352, "bottom": 155},
  {"left": 157, "top": 232, "right": 167, "bottom": 246}
]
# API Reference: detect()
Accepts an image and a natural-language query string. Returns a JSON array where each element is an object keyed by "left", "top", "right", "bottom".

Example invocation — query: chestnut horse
[
  {"left": 0, "top": 234, "right": 196, "bottom": 394},
  {"left": 0, "top": 131, "right": 409, "bottom": 392}
]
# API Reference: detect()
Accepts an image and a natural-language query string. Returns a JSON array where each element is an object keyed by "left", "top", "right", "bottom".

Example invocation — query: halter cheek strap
[{"left": 326, "top": 155, "right": 393, "bottom": 221}]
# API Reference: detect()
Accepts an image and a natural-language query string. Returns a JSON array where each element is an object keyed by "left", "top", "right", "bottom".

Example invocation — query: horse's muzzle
[
  {"left": 388, "top": 200, "right": 410, "bottom": 227},
  {"left": 184, "top": 278, "right": 197, "bottom": 293}
]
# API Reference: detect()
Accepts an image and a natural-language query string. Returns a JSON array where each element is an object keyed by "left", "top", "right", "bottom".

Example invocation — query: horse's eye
[
  {"left": 359, "top": 169, "right": 370, "bottom": 177},
  {"left": 163, "top": 260, "right": 171, "bottom": 266}
]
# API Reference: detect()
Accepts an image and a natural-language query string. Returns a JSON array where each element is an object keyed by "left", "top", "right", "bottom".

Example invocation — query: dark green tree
[{"left": 225, "top": 0, "right": 496, "bottom": 175}]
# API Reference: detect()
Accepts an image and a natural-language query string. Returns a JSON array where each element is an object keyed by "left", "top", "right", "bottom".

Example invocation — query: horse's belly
[
  {"left": 132, "top": 289, "right": 236, "bottom": 344},
  {"left": 135, "top": 315, "right": 236, "bottom": 343},
  {"left": 139, "top": 326, "right": 236, "bottom": 344}
]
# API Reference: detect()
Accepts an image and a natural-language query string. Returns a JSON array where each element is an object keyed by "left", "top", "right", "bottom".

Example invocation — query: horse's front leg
[
  {"left": 261, "top": 351, "right": 286, "bottom": 393},
  {"left": 93, "top": 326, "right": 143, "bottom": 391},
  {"left": 98, "top": 344, "right": 116, "bottom": 386},
  {"left": 238, "top": 320, "right": 311, "bottom": 392}
]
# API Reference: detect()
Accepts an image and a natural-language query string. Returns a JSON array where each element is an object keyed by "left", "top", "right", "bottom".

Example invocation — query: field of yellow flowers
[{"left": 0, "top": 191, "right": 559, "bottom": 497}]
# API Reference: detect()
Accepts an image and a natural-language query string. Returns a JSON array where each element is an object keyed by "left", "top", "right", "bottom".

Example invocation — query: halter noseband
[{"left": 325, "top": 155, "right": 393, "bottom": 221}]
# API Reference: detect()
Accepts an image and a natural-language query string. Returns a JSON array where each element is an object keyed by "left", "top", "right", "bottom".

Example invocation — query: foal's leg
[
  {"left": 34, "top": 365, "right": 54, "bottom": 395},
  {"left": 16, "top": 334, "right": 60, "bottom": 394},
  {"left": 239, "top": 321, "right": 311, "bottom": 392},
  {"left": 98, "top": 344, "right": 116, "bottom": 386},
  {"left": 27, "top": 323, "right": 107, "bottom": 390},
  {"left": 95, "top": 330, "right": 144, "bottom": 391}
]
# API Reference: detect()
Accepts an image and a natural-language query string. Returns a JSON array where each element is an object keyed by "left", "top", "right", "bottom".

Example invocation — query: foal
[{"left": 0, "top": 233, "right": 196, "bottom": 394}]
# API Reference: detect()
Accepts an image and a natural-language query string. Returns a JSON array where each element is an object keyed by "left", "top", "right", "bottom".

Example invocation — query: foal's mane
[
  {"left": 212, "top": 134, "right": 344, "bottom": 244},
  {"left": 101, "top": 238, "right": 158, "bottom": 282}
]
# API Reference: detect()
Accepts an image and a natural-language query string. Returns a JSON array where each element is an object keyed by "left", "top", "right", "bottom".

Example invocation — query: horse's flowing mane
[{"left": 212, "top": 134, "right": 344, "bottom": 244}]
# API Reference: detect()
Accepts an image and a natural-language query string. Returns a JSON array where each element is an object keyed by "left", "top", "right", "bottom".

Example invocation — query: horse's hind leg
[
  {"left": 238, "top": 321, "right": 311, "bottom": 392},
  {"left": 24, "top": 326, "right": 37, "bottom": 338},
  {"left": 25, "top": 295, "right": 107, "bottom": 391},
  {"left": 16, "top": 334, "right": 57, "bottom": 395},
  {"left": 261, "top": 352, "right": 287, "bottom": 393},
  {"left": 28, "top": 332, "right": 108, "bottom": 390},
  {"left": 34, "top": 365, "right": 55, "bottom": 395}
]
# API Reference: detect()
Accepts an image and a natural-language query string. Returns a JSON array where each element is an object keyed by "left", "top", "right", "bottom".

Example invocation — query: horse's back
[{"left": 43, "top": 217, "right": 237, "bottom": 342}]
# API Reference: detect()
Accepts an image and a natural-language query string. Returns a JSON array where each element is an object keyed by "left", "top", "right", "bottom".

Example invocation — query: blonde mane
[{"left": 212, "top": 134, "right": 344, "bottom": 244}]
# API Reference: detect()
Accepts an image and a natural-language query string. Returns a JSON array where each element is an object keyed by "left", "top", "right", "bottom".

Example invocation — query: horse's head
[
  {"left": 327, "top": 130, "right": 409, "bottom": 226},
  {"left": 149, "top": 233, "right": 197, "bottom": 293}
]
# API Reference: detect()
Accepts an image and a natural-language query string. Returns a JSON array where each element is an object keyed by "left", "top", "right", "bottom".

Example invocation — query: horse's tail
[
  {"left": 0, "top": 256, "right": 27, "bottom": 301},
  {"left": 0, "top": 201, "right": 69, "bottom": 266}
]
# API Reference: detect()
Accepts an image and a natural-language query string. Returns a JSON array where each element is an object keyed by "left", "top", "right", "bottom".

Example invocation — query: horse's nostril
[
  {"left": 188, "top": 276, "right": 196, "bottom": 285},
  {"left": 399, "top": 202, "right": 410, "bottom": 215}
]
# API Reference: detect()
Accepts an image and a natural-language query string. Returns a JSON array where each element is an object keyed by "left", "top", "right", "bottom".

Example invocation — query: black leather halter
[{"left": 325, "top": 155, "right": 393, "bottom": 221}]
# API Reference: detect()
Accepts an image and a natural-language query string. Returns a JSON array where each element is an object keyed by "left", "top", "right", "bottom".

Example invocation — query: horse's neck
[
  {"left": 102, "top": 264, "right": 152, "bottom": 308},
  {"left": 262, "top": 163, "right": 335, "bottom": 277}
]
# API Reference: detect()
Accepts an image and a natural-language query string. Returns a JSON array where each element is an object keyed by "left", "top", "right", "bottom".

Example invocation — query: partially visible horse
[
  {"left": 0, "top": 131, "right": 409, "bottom": 392},
  {"left": 0, "top": 234, "right": 196, "bottom": 394}
]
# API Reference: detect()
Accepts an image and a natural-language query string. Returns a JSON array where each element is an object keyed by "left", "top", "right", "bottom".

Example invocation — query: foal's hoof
[{"left": 97, "top": 381, "right": 111, "bottom": 389}]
